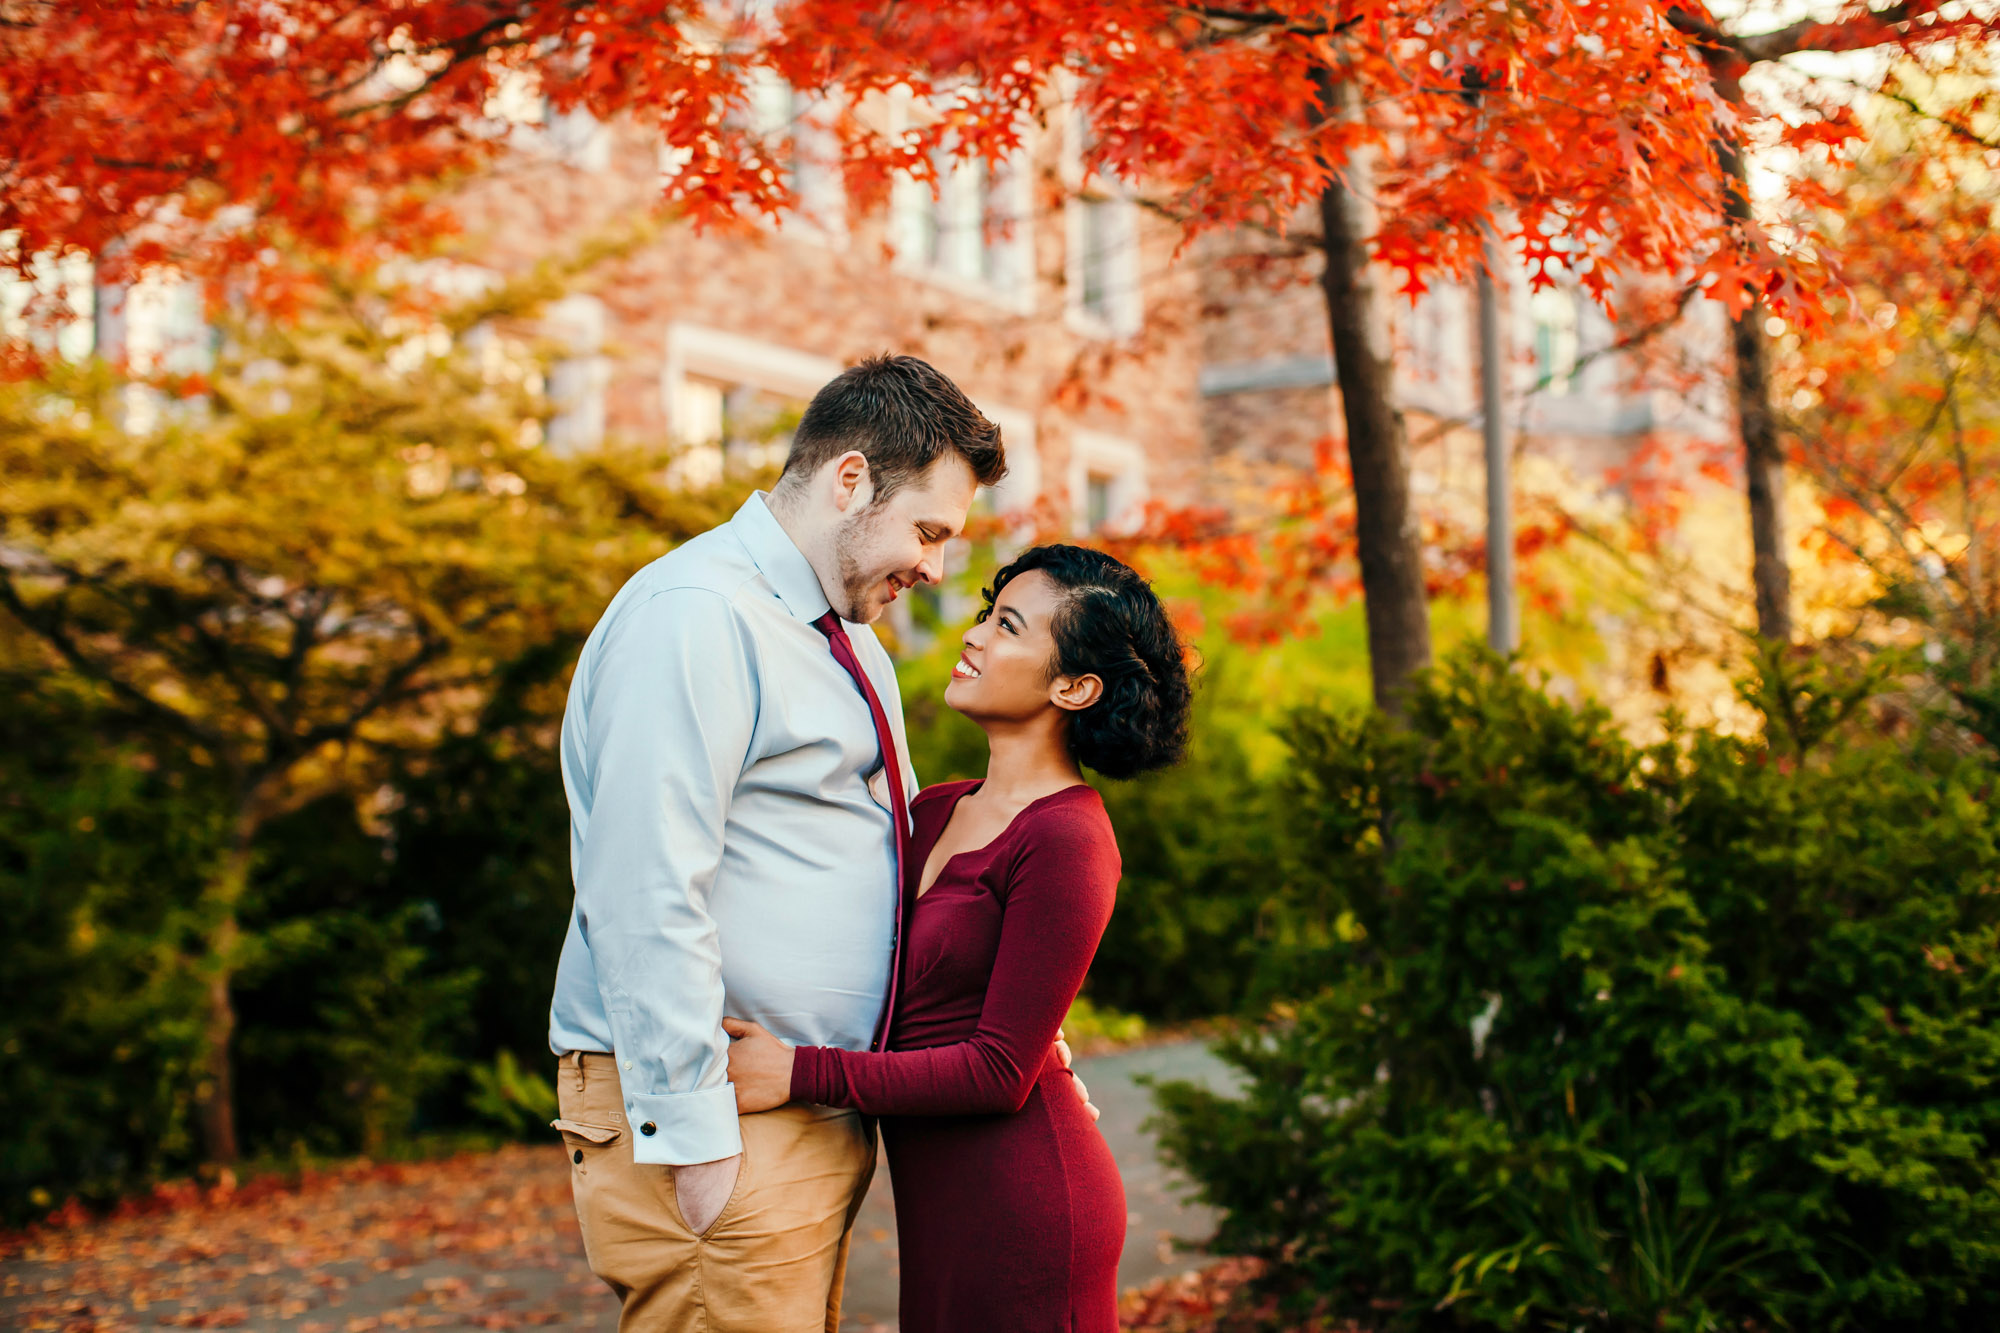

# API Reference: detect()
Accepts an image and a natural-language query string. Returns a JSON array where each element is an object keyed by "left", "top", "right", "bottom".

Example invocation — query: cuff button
[
  {"left": 572, "top": 1149, "right": 584, "bottom": 1164},
  {"left": 640, "top": 1121, "right": 657, "bottom": 1136}
]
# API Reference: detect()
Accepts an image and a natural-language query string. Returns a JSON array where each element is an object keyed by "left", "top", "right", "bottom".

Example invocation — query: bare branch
[
  {"left": 1176, "top": 5, "right": 1354, "bottom": 38},
  {"left": 0, "top": 570, "right": 224, "bottom": 749},
  {"left": 1856, "top": 80, "right": 2000, "bottom": 151},
  {"left": 1670, "top": 3, "right": 1932, "bottom": 65}
]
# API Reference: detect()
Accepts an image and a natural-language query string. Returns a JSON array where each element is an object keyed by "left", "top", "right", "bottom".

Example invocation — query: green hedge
[
  {"left": 1154, "top": 651, "right": 2000, "bottom": 1332},
  {"left": 0, "top": 676, "right": 220, "bottom": 1219},
  {"left": 0, "top": 655, "right": 575, "bottom": 1221}
]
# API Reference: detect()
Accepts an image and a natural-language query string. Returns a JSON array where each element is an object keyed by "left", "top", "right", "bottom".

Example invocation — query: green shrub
[
  {"left": 467, "top": 1049, "right": 560, "bottom": 1138},
  {"left": 0, "top": 676, "right": 223, "bottom": 1222},
  {"left": 0, "top": 650, "right": 572, "bottom": 1219},
  {"left": 1154, "top": 650, "right": 2000, "bottom": 1332}
]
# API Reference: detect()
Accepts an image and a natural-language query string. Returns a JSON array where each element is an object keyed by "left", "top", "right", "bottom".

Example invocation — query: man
[{"left": 549, "top": 355, "right": 1075, "bottom": 1331}]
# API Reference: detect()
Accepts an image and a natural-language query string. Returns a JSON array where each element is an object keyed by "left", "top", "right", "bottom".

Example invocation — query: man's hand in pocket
[{"left": 672, "top": 1155, "right": 741, "bottom": 1234}]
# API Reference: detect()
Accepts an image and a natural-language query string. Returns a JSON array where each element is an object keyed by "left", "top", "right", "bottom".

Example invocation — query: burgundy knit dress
[{"left": 789, "top": 779, "right": 1127, "bottom": 1333}]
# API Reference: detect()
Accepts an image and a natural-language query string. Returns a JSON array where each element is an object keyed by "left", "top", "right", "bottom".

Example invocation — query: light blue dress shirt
[{"left": 549, "top": 492, "right": 912, "bottom": 1166}]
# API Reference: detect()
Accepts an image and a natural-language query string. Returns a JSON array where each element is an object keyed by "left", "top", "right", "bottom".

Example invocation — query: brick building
[
  {"left": 1194, "top": 218, "right": 1735, "bottom": 509},
  {"left": 5, "top": 79, "right": 1735, "bottom": 648},
  {"left": 445, "top": 87, "right": 1206, "bottom": 550},
  {"left": 447, "top": 89, "right": 1731, "bottom": 560}
]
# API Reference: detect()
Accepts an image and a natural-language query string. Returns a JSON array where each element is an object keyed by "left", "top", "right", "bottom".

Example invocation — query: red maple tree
[
  {"left": 7, "top": 1, "right": 1998, "bottom": 694},
  {"left": 1776, "top": 106, "right": 2000, "bottom": 688}
]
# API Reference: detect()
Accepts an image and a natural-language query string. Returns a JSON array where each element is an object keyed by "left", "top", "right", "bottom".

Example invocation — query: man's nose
[{"left": 916, "top": 550, "right": 944, "bottom": 585}]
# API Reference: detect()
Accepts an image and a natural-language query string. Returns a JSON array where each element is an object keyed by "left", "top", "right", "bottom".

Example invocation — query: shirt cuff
[{"left": 625, "top": 1084, "right": 743, "bottom": 1166}]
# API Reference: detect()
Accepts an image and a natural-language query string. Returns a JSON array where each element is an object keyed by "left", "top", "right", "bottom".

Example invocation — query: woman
[{"left": 723, "top": 543, "right": 1192, "bottom": 1333}]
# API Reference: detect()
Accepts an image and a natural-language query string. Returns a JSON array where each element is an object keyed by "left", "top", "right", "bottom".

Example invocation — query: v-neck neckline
[{"left": 914, "top": 781, "right": 1092, "bottom": 900}]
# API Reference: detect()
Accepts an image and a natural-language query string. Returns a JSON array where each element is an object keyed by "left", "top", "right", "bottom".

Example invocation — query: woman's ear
[{"left": 1050, "top": 672, "right": 1104, "bottom": 713}]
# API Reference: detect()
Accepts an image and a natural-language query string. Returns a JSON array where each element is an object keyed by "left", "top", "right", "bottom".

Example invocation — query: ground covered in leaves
[
  {"left": 4, "top": 1145, "right": 1319, "bottom": 1333},
  {"left": 0, "top": 1146, "right": 605, "bottom": 1331}
]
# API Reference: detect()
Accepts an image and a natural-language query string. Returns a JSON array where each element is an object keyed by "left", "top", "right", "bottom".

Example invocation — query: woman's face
[{"left": 945, "top": 569, "right": 1096, "bottom": 722}]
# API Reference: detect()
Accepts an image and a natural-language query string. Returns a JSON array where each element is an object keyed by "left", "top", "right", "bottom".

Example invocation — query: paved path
[{"left": 2, "top": 1041, "right": 1238, "bottom": 1332}]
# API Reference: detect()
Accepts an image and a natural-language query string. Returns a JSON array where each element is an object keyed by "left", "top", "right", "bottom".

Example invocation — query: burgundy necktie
[{"left": 812, "top": 610, "right": 913, "bottom": 1052}]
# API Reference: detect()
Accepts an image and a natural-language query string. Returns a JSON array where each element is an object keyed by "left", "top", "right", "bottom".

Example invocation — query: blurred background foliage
[
  {"left": 0, "top": 265, "right": 744, "bottom": 1218},
  {"left": 6, "top": 272, "right": 1999, "bottom": 1326}
]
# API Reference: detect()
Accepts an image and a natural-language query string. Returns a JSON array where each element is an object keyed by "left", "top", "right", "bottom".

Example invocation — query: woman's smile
[{"left": 951, "top": 651, "right": 982, "bottom": 680}]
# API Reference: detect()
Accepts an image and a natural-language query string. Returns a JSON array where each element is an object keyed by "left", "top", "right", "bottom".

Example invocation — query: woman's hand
[
  {"left": 1055, "top": 1027, "right": 1100, "bottom": 1123},
  {"left": 721, "top": 1017, "right": 795, "bottom": 1115}
]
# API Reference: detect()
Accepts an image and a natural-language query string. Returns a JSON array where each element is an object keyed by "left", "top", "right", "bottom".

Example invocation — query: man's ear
[
  {"left": 1050, "top": 673, "right": 1104, "bottom": 713},
  {"left": 829, "top": 450, "right": 873, "bottom": 513}
]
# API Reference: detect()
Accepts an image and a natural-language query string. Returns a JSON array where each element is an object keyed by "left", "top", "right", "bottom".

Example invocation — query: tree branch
[
  {"left": 1177, "top": 5, "right": 1356, "bottom": 38},
  {"left": 1852, "top": 79, "right": 2000, "bottom": 150},
  {"left": 0, "top": 569, "right": 224, "bottom": 749},
  {"left": 1669, "top": 3, "right": 1925, "bottom": 65}
]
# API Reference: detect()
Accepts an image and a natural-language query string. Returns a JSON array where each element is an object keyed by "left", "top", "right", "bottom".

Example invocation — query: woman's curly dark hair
[{"left": 978, "top": 544, "right": 1192, "bottom": 779}]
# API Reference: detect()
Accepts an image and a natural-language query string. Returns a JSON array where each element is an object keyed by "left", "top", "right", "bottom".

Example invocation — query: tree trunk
[
  {"left": 195, "top": 821, "right": 257, "bottom": 1165},
  {"left": 1314, "top": 77, "right": 1432, "bottom": 712},
  {"left": 197, "top": 912, "right": 241, "bottom": 1165},
  {"left": 1718, "top": 132, "right": 1793, "bottom": 642},
  {"left": 1477, "top": 258, "right": 1517, "bottom": 655}
]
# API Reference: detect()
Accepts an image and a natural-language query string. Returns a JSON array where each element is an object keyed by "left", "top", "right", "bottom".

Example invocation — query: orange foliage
[
  {"left": 8, "top": 2, "right": 1995, "bottom": 321},
  {"left": 1776, "top": 116, "right": 2000, "bottom": 666},
  {"left": 1097, "top": 436, "right": 1577, "bottom": 644}
]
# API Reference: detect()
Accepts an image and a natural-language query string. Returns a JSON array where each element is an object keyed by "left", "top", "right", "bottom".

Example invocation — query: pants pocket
[
  {"left": 552, "top": 1117, "right": 622, "bottom": 1177},
  {"left": 675, "top": 1148, "right": 751, "bottom": 1239}
]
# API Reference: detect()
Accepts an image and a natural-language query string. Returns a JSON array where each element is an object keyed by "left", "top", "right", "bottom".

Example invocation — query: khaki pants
[{"left": 553, "top": 1051, "right": 877, "bottom": 1333}]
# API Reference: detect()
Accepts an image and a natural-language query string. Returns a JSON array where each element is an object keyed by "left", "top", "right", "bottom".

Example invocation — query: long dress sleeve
[{"left": 789, "top": 801, "right": 1118, "bottom": 1116}]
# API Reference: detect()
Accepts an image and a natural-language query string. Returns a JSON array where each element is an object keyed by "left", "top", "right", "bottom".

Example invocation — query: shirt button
[
  {"left": 623, "top": 1061, "right": 633, "bottom": 1071},
  {"left": 641, "top": 1121, "right": 658, "bottom": 1136}
]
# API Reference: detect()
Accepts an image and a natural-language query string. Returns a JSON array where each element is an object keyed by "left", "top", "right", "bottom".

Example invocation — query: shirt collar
[{"left": 732, "top": 491, "right": 833, "bottom": 623}]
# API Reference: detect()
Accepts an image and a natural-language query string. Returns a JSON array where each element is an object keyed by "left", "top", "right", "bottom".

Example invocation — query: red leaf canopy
[{"left": 3, "top": 2, "right": 1994, "bottom": 314}]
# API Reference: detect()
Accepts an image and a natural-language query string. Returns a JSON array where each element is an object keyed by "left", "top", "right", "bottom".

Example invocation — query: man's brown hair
[{"left": 778, "top": 354, "right": 1006, "bottom": 501}]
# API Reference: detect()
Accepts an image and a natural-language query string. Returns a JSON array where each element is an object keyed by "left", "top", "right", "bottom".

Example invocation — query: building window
[
  {"left": 666, "top": 376, "right": 725, "bottom": 489},
  {"left": 1, "top": 249, "right": 95, "bottom": 364},
  {"left": 483, "top": 66, "right": 609, "bottom": 171},
  {"left": 547, "top": 105, "right": 611, "bottom": 171},
  {"left": 1068, "top": 431, "right": 1145, "bottom": 535},
  {"left": 1406, "top": 287, "right": 1462, "bottom": 384},
  {"left": 1067, "top": 196, "right": 1141, "bottom": 337},
  {"left": 747, "top": 72, "right": 846, "bottom": 240},
  {"left": 79, "top": 271, "right": 214, "bottom": 434},
  {"left": 892, "top": 149, "right": 1032, "bottom": 303},
  {"left": 545, "top": 294, "right": 609, "bottom": 452},
  {"left": 1061, "top": 105, "right": 1143, "bottom": 340},
  {"left": 660, "top": 323, "right": 846, "bottom": 487},
  {"left": 665, "top": 379, "right": 802, "bottom": 486},
  {"left": 1084, "top": 474, "right": 1113, "bottom": 531},
  {"left": 664, "top": 375, "right": 805, "bottom": 487},
  {"left": 1529, "top": 286, "right": 1580, "bottom": 397}
]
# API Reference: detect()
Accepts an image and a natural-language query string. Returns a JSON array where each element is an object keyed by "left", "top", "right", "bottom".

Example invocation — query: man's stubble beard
[{"left": 831, "top": 503, "right": 888, "bottom": 623}]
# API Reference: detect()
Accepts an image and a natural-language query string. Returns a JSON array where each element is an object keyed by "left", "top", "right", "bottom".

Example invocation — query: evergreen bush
[{"left": 1155, "top": 651, "right": 2000, "bottom": 1332}]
